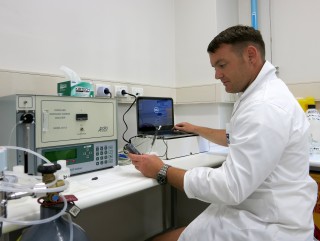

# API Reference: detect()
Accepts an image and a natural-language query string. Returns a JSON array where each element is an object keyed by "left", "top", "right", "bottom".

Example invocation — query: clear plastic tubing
[
  {"left": 0, "top": 195, "right": 68, "bottom": 226},
  {"left": 0, "top": 180, "right": 69, "bottom": 193},
  {"left": 0, "top": 146, "right": 72, "bottom": 241},
  {"left": 1, "top": 146, "right": 68, "bottom": 190},
  {"left": 3, "top": 146, "right": 51, "bottom": 164}
]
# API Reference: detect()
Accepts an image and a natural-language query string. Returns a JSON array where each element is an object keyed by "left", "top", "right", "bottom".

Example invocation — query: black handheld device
[{"left": 124, "top": 143, "right": 141, "bottom": 155}]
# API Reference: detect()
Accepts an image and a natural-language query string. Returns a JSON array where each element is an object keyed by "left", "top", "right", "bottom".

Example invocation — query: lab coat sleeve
[{"left": 184, "top": 101, "right": 292, "bottom": 205}]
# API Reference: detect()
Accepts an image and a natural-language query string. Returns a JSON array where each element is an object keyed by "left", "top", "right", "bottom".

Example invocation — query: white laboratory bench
[
  {"left": 310, "top": 154, "right": 320, "bottom": 168},
  {"left": 4, "top": 151, "right": 318, "bottom": 241},
  {"left": 3, "top": 151, "right": 226, "bottom": 235}
]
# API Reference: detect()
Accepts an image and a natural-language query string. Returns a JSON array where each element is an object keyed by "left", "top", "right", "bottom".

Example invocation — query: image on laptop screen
[{"left": 137, "top": 97, "right": 174, "bottom": 135}]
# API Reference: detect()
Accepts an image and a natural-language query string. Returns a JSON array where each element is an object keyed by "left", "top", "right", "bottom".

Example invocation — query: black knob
[
  {"left": 37, "top": 163, "right": 61, "bottom": 174},
  {"left": 20, "top": 113, "right": 34, "bottom": 123}
]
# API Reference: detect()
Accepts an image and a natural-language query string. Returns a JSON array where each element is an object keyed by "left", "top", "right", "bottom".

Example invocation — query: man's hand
[
  {"left": 174, "top": 122, "right": 198, "bottom": 134},
  {"left": 128, "top": 153, "right": 164, "bottom": 179},
  {"left": 129, "top": 153, "right": 186, "bottom": 191}
]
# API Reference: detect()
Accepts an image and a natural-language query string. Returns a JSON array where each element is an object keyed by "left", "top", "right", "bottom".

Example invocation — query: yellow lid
[
  {"left": 305, "top": 96, "right": 315, "bottom": 106},
  {"left": 297, "top": 96, "right": 315, "bottom": 112},
  {"left": 297, "top": 98, "right": 308, "bottom": 112}
]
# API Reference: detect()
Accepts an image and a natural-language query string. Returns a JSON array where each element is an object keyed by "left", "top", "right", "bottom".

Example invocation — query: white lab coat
[{"left": 180, "top": 61, "right": 317, "bottom": 241}]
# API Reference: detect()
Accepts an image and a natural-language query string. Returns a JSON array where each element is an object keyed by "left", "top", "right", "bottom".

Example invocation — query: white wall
[
  {"left": 174, "top": 0, "right": 239, "bottom": 88},
  {"left": 2, "top": 0, "right": 320, "bottom": 148},
  {"left": 174, "top": 0, "right": 217, "bottom": 87},
  {"left": 1, "top": 0, "right": 320, "bottom": 88},
  {"left": 175, "top": 103, "right": 233, "bottom": 129},
  {"left": 175, "top": 0, "right": 320, "bottom": 87},
  {"left": 271, "top": 0, "right": 320, "bottom": 84},
  {"left": 216, "top": 0, "right": 239, "bottom": 33},
  {"left": 238, "top": 0, "right": 320, "bottom": 84},
  {"left": 0, "top": 0, "right": 176, "bottom": 87},
  {"left": 238, "top": 0, "right": 275, "bottom": 69}
]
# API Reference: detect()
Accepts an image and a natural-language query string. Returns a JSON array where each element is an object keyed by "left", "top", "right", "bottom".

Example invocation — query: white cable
[
  {"left": 3, "top": 170, "right": 40, "bottom": 188},
  {"left": 7, "top": 122, "right": 21, "bottom": 146},
  {"left": 62, "top": 213, "right": 74, "bottom": 241},
  {"left": 2, "top": 146, "right": 51, "bottom": 164},
  {"left": 0, "top": 179, "right": 62, "bottom": 191},
  {"left": 0, "top": 180, "right": 69, "bottom": 194},
  {"left": 1, "top": 146, "right": 67, "bottom": 190},
  {"left": 269, "top": 0, "right": 273, "bottom": 63},
  {"left": 4, "top": 170, "right": 40, "bottom": 180},
  {"left": 0, "top": 145, "right": 70, "bottom": 227}
]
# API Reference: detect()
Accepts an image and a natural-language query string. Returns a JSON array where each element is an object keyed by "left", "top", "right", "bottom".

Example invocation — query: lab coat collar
[
  {"left": 232, "top": 61, "right": 277, "bottom": 116},
  {"left": 239, "top": 61, "right": 276, "bottom": 100}
]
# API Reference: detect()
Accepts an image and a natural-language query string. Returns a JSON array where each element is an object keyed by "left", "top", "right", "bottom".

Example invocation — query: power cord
[
  {"left": 103, "top": 88, "right": 112, "bottom": 98},
  {"left": 128, "top": 134, "right": 144, "bottom": 144},
  {"left": 159, "top": 137, "right": 168, "bottom": 158},
  {"left": 121, "top": 90, "right": 137, "bottom": 143},
  {"left": 127, "top": 135, "right": 168, "bottom": 157}
]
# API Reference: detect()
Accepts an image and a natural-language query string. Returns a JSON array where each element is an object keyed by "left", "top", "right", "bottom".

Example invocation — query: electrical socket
[
  {"left": 115, "top": 85, "right": 128, "bottom": 97},
  {"left": 95, "top": 84, "right": 113, "bottom": 97},
  {"left": 131, "top": 87, "right": 144, "bottom": 97}
]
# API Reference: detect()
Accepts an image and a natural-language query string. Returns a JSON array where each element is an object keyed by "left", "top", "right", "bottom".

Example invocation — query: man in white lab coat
[{"left": 129, "top": 25, "right": 317, "bottom": 241}]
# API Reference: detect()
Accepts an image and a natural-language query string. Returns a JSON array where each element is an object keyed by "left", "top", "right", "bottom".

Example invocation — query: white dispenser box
[{"left": 132, "top": 135, "right": 209, "bottom": 159}]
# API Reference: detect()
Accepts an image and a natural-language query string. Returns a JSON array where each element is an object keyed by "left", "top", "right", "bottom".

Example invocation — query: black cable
[
  {"left": 122, "top": 90, "right": 137, "bottom": 143},
  {"left": 128, "top": 134, "right": 144, "bottom": 144},
  {"left": 159, "top": 137, "right": 168, "bottom": 158}
]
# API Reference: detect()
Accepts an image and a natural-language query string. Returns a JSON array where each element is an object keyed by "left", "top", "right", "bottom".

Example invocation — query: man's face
[{"left": 209, "top": 44, "right": 253, "bottom": 93}]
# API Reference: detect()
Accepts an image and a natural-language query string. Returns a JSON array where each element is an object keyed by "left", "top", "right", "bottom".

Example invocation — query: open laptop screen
[{"left": 136, "top": 97, "right": 174, "bottom": 135}]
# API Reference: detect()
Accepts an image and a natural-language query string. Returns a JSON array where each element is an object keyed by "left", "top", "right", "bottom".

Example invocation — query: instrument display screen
[
  {"left": 44, "top": 148, "right": 77, "bottom": 162},
  {"left": 40, "top": 140, "right": 117, "bottom": 175}
]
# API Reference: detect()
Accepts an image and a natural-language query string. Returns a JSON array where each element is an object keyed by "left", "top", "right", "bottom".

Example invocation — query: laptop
[{"left": 136, "top": 96, "right": 197, "bottom": 139}]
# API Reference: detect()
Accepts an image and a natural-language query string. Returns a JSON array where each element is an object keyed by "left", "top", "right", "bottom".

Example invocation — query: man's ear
[{"left": 246, "top": 45, "right": 258, "bottom": 64}]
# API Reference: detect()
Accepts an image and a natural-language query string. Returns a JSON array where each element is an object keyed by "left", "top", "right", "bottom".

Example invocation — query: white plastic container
[
  {"left": 56, "top": 160, "right": 70, "bottom": 180},
  {"left": 306, "top": 105, "right": 320, "bottom": 155}
]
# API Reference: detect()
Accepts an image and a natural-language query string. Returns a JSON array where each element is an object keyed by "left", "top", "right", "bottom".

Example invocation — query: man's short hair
[{"left": 207, "top": 25, "right": 265, "bottom": 59}]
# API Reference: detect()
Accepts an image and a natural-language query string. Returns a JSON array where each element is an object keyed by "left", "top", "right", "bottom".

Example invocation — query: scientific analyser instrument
[{"left": 0, "top": 95, "right": 118, "bottom": 175}]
